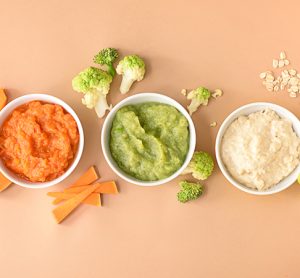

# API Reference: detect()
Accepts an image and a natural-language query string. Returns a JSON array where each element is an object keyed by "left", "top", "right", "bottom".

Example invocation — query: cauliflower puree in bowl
[{"left": 216, "top": 103, "right": 300, "bottom": 195}]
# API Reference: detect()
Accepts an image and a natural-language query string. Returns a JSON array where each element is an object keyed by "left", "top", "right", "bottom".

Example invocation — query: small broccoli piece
[
  {"left": 116, "top": 55, "right": 146, "bottom": 94},
  {"left": 186, "top": 87, "right": 211, "bottom": 115},
  {"left": 177, "top": 181, "right": 203, "bottom": 203},
  {"left": 297, "top": 174, "right": 300, "bottom": 184},
  {"left": 94, "top": 48, "right": 119, "bottom": 77},
  {"left": 181, "top": 151, "right": 214, "bottom": 180},
  {"left": 72, "top": 67, "right": 113, "bottom": 118}
]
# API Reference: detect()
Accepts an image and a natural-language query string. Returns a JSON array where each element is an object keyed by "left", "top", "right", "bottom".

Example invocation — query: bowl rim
[
  {"left": 0, "top": 93, "right": 84, "bottom": 189},
  {"left": 215, "top": 102, "right": 300, "bottom": 195},
  {"left": 101, "top": 92, "right": 196, "bottom": 186}
]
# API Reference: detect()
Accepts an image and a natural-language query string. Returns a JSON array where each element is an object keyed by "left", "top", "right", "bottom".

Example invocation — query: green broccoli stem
[{"left": 107, "top": 64, "right": 116, "bottom": 77}]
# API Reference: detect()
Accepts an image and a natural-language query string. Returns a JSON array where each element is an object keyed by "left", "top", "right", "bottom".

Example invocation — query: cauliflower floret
[
  {"left": 181, "top": 151, "right": 214, "bottom": 180},
  {"left": 187, "top": 87, "right": 211, "bottom": 115},
  {"left": 116, "top": 55, "right": 146, "bottom": 94},
  {"left": 177, "top": 181, "right": 203, "bottom": 203},
  {"left": 72, "top": 67, "right": 112, "bottom": 118}
]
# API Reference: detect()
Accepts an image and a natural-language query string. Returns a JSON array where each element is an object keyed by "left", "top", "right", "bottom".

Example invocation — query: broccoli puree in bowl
[{"left": 110, "top": 103, "right": 189, "bottom": 181}]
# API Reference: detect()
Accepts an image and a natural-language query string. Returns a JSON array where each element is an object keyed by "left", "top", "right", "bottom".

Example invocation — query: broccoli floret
[
  {"left": 177, "top": 181, "right": 203, "bottom": 203},
  {"left": 94, "top": 48, "right": 119, "bottom": 77},
  {"left": 181, "top": 151, "right": 214, "bottom": 180},
  {"left": 72, "top": 67, "right": 113, "bottom": 118},
  {"left": 186, "top": 87, "right": 211, "bottom": 115},
  {"left": 116, "top": 55, "right": 146, "bottom": 94}
]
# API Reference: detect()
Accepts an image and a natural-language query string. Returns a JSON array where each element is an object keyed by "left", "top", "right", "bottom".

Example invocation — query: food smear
[
  {"left": 221, "top": 109, "right": 300, "bottom": 191},
  {"left": 0, "top": 101, "right": 79, "bottom": 182},
  {"left": 110, "top": 103, "right": 189, "bottom": 181}
]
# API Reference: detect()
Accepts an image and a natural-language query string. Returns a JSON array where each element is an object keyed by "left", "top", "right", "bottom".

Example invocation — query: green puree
[{"left": 110, "top": 102, "right": 189, "bottom": 181}]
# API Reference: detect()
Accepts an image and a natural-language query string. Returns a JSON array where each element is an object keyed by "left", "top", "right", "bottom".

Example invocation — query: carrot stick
[
  {"left": 55, "top": 166, "right": 100, "bottom": 203},
  {"left": 52, "top": 181, "right": 117, "bottom": 205},
  {"left": 0, "top": 89, "right": 7, "bottom": 111},
  {"left": 64, "top": 181, "right": 118, "bottom": 194},
  {"left": 48, "top": 192, "right": 101, "bottom": 206},
  {"left": 0, "top": 173, "right": 12, "bottom": 192},
  {"left": 70, "top": 166, "right": 99, "bottom": 187},
  {"left": 52, "top": 183, "right": 101, "bottom": 224}
]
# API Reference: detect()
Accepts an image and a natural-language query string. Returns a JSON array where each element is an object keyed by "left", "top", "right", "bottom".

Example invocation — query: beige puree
[{"left": 221, "top": 109, "right": 300, "bottom": 191}]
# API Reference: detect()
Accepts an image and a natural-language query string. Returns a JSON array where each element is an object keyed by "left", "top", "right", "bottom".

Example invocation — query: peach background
[{"left": 1, "top": 1, "right": 300, "bottom": 277}]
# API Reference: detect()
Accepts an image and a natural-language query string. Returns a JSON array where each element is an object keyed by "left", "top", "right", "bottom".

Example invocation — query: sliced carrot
[
  {"left": 54, "top": 166, "right": 100, "bottom": 203},
  {"left": 52, "top": 181, "right": 117, "bottom": 205},
  {"left": 48, "top": 192, "right": 101, "bottom": 206},
  {"left": 52, "top": 199, "right": 62, "bottom": 206},
  {"left": 64, "top": 181, "right": 118, "bottom": 194},
  {"left": 0, "top": 173, "right": 12, "bottom": 192},
  {"left": 95, "top": 181, "right": 118, "bottom": 194},
  {"left": 52, "top": 183, "right": 101, "bottom": 223},
  {"left": 70, "top": 166, "right": 99, "bottom": 187},
  {"left": 0, "top": 89, "right": 7, "bottom": 111}
]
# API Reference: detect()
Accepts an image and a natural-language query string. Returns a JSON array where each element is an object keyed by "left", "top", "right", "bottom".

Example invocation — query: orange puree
[{"left": 0, "top": 101, "right": 79, "bottom": 182}]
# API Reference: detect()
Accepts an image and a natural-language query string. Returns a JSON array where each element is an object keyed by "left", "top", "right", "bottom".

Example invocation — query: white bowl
[
  {"left": 0, "top": 94, "right": 84, "bottom": 189},
  {"left": 215, "top": 102, "right": 300, "bottom": 195},
  {"left": 101, "top": 93, "right": 196, "bottom": 186}
]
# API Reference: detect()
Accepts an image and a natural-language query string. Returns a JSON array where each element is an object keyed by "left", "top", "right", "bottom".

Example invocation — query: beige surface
[{"left": 1, "top": 1, "right": 300, "bottom": 277}]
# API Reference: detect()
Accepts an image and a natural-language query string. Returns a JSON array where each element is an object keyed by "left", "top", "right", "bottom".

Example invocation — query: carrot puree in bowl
[{"left": 0, "top": 101, "right": 79, "bottom": 182}]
